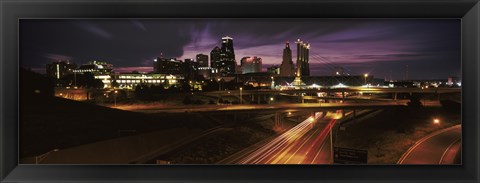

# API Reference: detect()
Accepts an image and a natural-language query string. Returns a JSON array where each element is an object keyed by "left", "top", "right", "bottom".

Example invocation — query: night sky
[{"left": 20, "top": 19, "right": 461, "bottom": 80}]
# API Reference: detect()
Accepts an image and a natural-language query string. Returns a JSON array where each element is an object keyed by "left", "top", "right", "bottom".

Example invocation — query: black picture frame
[{"left": 1, "top": 0, "right": 479, "bottom": 182}]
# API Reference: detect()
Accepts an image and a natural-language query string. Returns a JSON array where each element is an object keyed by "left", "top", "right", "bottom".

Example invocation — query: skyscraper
[
  {"left": 210, "top": 46, "right": 221, "bottom": 72},
  {"left": 279, "top": 42, "right": 295, "bottom": 77},
  {"left": 217, "top": 36, "right": 236, "bottom": 76},
  {"left": 295, "top": 39, "right": 310, "bottom": 76},
  {"left": 196, "top": 54, "right": 209, "bottom": 67},
  {"left": 221, "top": 36, "right": 235, "bottom": 54}
]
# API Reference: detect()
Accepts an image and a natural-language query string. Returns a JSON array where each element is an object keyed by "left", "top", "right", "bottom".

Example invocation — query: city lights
[{"left": 21, "top": 19, "right": 462, "bottom": 166}]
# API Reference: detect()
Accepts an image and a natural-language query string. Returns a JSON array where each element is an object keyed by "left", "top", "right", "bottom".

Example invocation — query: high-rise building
[
  {"left": 295, "top": 39, "right": 310, "bottom": 76},
  {"left": 196, "top": 54, "right": 209, "bottom": 67},
  {"left": 153, "top": 57, "right": 183, "bottom": 75},
  {"left": 221, "top": 36, "right": 235, "bottom": 55},
  {"left": 46, "top": 60, "right": 77, "bottom": 79},
  {"left": 210, "top": 46, "right": 221, "bottom": 72},
  {"left": 240, "top": 56, "right": 262, "bottom": 74},
  {"left": 217, "top": 36, "right": 236, "bottom": 76},
  {"left": 279, "top": 42, "right": 295, "bottom": 77}
]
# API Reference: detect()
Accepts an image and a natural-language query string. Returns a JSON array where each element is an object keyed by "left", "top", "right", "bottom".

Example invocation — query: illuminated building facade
[
  {"left": 46, "top": 60, "right": 77, "bottom": 79},
  {"left": 279, "top": 42, "right": 295, "bottom": 77},
  {"left": 210, "top": 46, "right": 221, "bottom": 73},
  {"left": 73, "top": 60, "right": 113, "bottom": 88},
  {"left": 240, "top": 56, "right": 262, "bottom": 74},
  {"left": 217, "top": 36, "right": 237, "bottom": 76},
  {"left": 114, "top": 73, "right": 179, "bottom": 89},
  {"left": 295, "top": 39, "right": 310, "bottom": 76},
  {"left": 73, "top": 60, "right": 113, "bottom": 74}
]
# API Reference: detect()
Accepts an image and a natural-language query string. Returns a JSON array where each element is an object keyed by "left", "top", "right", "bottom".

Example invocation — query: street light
[
  {"left": 35, "top": 149, "right": 59, "bottom": 164},
  {"left": 114, "top": 90, "right": 118, "bottom": 107},
  {"left": 271, "top": 76, "right": 275, "bottom": 90},
  {"left": 239, "top": 87, "right": 243, "bottom": 104},
  {"left": 433, "top": 118, "right": 440, "bottom": 124},
  {"left": 217, "top": 78, "right": 221, "bottom": 104},
  {"left": 364, "top": 74, "right": 368, "bottom": 85}
]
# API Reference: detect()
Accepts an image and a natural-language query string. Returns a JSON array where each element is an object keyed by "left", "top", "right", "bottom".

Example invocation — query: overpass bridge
[{"left": 201, "top": 87, "right": 460, "bottom": 104}]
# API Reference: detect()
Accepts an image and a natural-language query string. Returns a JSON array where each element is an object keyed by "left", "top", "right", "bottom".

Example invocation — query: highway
[
  {"left": 121, "top": 101, "right": 409, "bottom": 114},
  {"left": 397, "top": 125, "right": 461, "bottom": 164},
  {"left": 229, "top": 111, "right": 348, "bottom": 164}
]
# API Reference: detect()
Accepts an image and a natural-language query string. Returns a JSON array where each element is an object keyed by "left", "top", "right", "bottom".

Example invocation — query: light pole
[
  {"left": 217, "top": 78, "right": 221, "bottom": 104},
  {"left": 35, "top": 149, "right": 59, "bottom": 164},
  {"left": 114, "top": 90, "right": 118, "bottom": 107},
  {"left": 271, "top": 76, "right": 275, "bottom": 90},
  {"left": 330, "top": 122, "right": 334, "bottom": 164},
  {"left": 364, "top": 74, "right": 368, "bottom": 85},
  {"left": 239, "top": 87, "right": 243, "bottom": 104}
]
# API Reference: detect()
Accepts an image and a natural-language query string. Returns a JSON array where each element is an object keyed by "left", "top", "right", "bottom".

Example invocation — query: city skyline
[{"left": 20, "top": 19, "right": 461, "bottom": 80}]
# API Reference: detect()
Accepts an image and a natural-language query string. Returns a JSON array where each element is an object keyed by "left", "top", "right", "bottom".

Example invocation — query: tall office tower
[
  {"left": 295, "top": 39, "right": 310, "bottom": 77},
  {"left": 210, "top": 46, "right": 221, "bottom": 72},
  {"left": 217, "top": 36, "right": 236, "bottom": 76},
  {"left": 279, "top": 42, "right": 295, "bottom": 77},
  {"left": 240, "top": 56, "right": 262, "bottom": 74},
  {"left": 196, "top": 54, "right": 209, "bottom": 67},
  {"left": 221, "top": 36, "right": 235, "bottom": 55}
]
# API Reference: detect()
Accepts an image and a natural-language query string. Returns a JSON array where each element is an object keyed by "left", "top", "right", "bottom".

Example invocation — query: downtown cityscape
[{"left": 20, "top": 19, "right": 461, "bottom": 164}]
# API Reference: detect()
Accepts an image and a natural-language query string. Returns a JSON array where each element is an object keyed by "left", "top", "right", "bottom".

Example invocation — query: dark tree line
[{"left": 57, "top": 73, "right": 104, "bottom": 88}]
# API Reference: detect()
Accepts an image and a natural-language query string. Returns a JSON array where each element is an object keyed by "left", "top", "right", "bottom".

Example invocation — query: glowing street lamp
[
  {"left": 433, "top": 118, "right": 440, "bottom": 124},
  {"left": 114, "top": 90, "right": 118, "bottom": 107},
  {"left": 239, "top": 87, "right": 243, "bottom": 104},
  {"left": 364, "top": 74, "right": 368, "bottom": 85}
]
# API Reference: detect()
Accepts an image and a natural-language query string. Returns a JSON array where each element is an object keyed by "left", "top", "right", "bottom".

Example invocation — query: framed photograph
[{"left": 1, "top": 0, "right": 479, "bottom": 182}]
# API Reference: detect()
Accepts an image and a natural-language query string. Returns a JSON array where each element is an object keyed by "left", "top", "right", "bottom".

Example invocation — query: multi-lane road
[
  {"left": 397, "top": 125, "right": 461, "bottom": 164},
  {"left": 222, "top": 111, "right": 347, "bottom": 164}
]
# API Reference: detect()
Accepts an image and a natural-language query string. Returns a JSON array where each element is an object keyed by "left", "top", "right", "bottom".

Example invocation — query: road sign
[{"left": 333, "top": 147, "right": 368, "bottom": 164}]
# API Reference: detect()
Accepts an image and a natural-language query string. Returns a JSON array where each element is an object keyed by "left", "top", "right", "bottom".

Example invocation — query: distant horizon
[{"left": 20, "top": 19, "right": 461, "bottom": 80}]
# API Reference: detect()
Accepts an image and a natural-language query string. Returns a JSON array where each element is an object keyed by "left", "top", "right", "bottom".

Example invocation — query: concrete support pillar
[
  {"left": 393, "top": 92, "right": 397, "bottom": 100},
  {"left": 274, "top": 112, "right": 282, "bottom": 129},
  {"left": 353, "top": 109, "right": 357, "bottom": 123}
]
